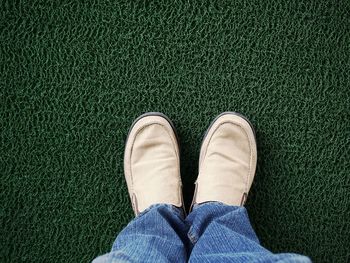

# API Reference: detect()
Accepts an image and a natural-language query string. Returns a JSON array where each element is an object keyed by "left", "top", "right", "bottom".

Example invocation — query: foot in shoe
[
  {"left": 124, "top": 113, "right": 183, "bottom": 215},
  {"left": 191, "top": 112, "right": 257, "bottom": 208}
]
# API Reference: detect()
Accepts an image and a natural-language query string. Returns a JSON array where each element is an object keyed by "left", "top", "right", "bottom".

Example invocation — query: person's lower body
[
  {"left": 93, "top": 202, "right": 310, "bottom": 263},
  {"left": 93, "top": 112, "right": 311, "bottom": 262}
]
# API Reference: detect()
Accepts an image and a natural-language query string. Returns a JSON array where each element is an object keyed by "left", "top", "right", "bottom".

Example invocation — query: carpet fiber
[{"left": 1, "top": 0, "right": 349, "bottom": 262}]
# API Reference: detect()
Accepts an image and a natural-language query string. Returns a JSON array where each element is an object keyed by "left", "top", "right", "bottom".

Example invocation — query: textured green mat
[{"left": 1, "top": 0, "right": 349, "bottom": 262}]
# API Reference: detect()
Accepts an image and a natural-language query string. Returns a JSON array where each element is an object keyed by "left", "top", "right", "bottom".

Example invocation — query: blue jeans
[{"left": 93, "top": 202, "right": 311, "bottom": 262}]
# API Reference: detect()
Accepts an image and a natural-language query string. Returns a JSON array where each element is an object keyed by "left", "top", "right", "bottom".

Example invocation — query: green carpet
[{"left": 1, "top": 0, "right": 349, "bottom": 262}]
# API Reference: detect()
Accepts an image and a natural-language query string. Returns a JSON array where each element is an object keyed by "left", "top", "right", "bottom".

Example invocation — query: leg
[
  {"left": 92, "top": 113, "right": 187, "bottom": 262},
  {"left": 189, "top": 112, "right": 310, "bottom": 262},
  {"left": 94, "top": 204, "right": 188, "bottom": 263},
  {"left": 187, "top": 202, "right": 311, "bottom": 262},
  {"left": 111, "top": 204, "right": 188, "bottom": 262}
]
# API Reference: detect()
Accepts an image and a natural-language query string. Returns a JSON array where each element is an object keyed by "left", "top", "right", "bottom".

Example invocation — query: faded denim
[{"left": 93, "top": 202, "right": 311, "bottom": 263}]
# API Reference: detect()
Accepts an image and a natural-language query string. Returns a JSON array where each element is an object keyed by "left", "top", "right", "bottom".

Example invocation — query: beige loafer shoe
[
  {"left": 191, "top": 112, "right": 257, "bottom": 208},
  {"left": 124, "top": 112, "right": 183, "bottom": 215}
]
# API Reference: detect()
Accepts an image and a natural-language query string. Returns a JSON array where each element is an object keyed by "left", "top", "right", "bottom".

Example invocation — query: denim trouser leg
[
  {"left": 93, "top": 202, "right": 311, "bottom": 263},
  {"left": 187, "top": 202, "right": 311, "bottom": 263},
  {"left": 93, "top": 204, "right": 188, "bottom": 263}
]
